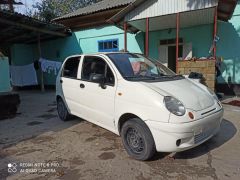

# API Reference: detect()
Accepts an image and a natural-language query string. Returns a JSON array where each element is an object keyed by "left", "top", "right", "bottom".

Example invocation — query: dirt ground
[{"left": 0, "top": 91, "right": 239, "bottom": 180}]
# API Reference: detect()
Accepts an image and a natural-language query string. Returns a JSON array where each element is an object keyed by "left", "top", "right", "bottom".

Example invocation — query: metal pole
[
  {"left": 124, "top": 22, "right": 128, "bottom": 52},
  {"left": 38, "top": 34, "right": 45, "bottom": 92},
  {"left": 145, "top": 17, "right": 149, "bottom": 57},
  {"left": 213, "top": 7, "right": 218, "bottom": 59},
  {"left": 176, "top": 13, "right": 180, "bottom": 73}
]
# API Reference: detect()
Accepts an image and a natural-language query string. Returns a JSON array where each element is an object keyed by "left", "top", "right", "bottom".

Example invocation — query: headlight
[
  {"left": 207, "top": 87, "right": 218, "bottom": 101},
  {"left": 164, "top": 96, "right": 186, "bottom": 116}
]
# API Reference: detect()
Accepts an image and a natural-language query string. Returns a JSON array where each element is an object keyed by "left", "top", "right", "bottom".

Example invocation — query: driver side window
[
  {"left": 81, "top": 56, "right": 115, "bottom": 86},
  {"left": 62, "top": 56, "right": 81, "bottom": 79}
]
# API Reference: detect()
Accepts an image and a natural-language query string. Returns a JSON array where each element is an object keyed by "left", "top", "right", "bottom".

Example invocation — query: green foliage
[{"left": 31, "top": 0, "right": 102, "bottom": 22}]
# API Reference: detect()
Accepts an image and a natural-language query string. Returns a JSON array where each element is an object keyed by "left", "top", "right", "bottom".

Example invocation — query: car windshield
[{"left": 107, "top": 53, "right": 182, "bottom": 81}]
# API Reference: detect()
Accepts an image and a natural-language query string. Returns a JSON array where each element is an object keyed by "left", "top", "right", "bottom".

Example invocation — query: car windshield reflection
[{"left": 107, "top": 53, "right": 184, "bottom": 81}]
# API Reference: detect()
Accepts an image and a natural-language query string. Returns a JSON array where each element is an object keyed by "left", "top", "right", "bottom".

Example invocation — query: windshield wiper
[
  {"left": 161, "top": 74, "right": 184, "bottom": 78},
  {"left": 124, "top": 75, "right": 156, "bottom": 80}
]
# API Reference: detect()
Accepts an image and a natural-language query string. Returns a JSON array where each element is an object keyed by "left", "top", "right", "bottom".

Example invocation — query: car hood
[{"left": 141, "top": 79, "right": 214, "bottom": 111}]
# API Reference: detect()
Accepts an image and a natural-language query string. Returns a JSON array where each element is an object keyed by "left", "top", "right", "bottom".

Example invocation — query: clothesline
[
  {"left": 10, "top": 58, "right": 62, "bottom": 87},
  {"left": 39, "top": 58, "right": 62, "bottom": 75},
  {"left": 10, "top": 63, "right": 38, "bottom": 87}
]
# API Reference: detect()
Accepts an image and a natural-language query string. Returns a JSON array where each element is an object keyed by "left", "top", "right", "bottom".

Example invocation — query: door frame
[
  {"left": 75, "top": 54, "right": 118, "bottom": 132},
  {"left": 159, "top": 42, "right": 184, "bottom": 68}
]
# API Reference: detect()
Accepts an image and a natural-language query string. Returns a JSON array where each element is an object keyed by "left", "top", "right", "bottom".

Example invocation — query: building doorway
[
  {"left": 158, "top": 38, "right": 192, "bottom": 72},
  {"left": 168, "top": 45, "right": 183, "bottom": 72}
]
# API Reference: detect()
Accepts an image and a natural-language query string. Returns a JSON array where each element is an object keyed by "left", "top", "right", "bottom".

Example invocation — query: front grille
[
  {"left": 201, "top": 108, "right": 216, "bottom": 116},
  {"left": 194, "top": 128, "right": 214, "bottom": 144}
]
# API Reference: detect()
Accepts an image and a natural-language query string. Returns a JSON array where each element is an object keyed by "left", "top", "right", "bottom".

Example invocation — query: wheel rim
[
  {"left": 126, "top": 127, "right": 145, "bottom": 154},
  {"left": 57, "top": 100, "right": 66, "bottom": 119}
]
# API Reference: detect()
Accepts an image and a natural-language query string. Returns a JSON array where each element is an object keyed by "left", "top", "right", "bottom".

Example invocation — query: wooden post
[
  {"left": 145, "top": 17, "right": 149, "bottom": 57},
  {"left": 213, "top": 7, "right": 218, "bottom": 59},
  {"left": 124, "top": 22, "right": 128, "bottom": 52},
  {"left": 38, "top": 34, "right": 45, "bottom": 92},
  {"left": 8, "top": 0, "right": 13, "bottom": 12},
  {"left": 176, "top": 13, "right": 180, "bottom": 73}
]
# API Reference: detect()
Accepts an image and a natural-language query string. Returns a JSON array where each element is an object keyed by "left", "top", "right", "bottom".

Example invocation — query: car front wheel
[{"left": 121, "top": 118, "right": 156, "bottom": 161}]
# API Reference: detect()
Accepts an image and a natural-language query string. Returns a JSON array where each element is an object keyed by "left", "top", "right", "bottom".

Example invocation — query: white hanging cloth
[
  {"left": 39, "top": 58, "right": 62, "bottom": 75},
  {"left": 10, "top": 63, "right": 38, "bottom": 86}
]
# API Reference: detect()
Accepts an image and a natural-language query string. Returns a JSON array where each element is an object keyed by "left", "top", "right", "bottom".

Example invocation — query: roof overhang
[
  {"left": 54, "top": 0, "right": 134, "bottom": 21},
  {"left": 109, "top": 0, "right": 238, "bottom": 33},
  {"left": 54, "top": 7, "right": 124, "bottom": 30},
  {"left": 107, "top": 0, "right": 145, "bottom": 24},
  {"left": 0, "top": 0, "right": 23, "bottom": 5},
  {"left": 218, "top": 0, "right": 238, "bottom": 21},
  {"left": 128, "top": 7, "right": 216, "bottom": 32},
  {"left": 0, "top": 10, "right": 71, "bottom": 45}
]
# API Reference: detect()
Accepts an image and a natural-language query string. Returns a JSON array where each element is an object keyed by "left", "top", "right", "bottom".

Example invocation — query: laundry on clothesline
[
  {"left": 10, "top": 63, "right": 38, "bottom": 87},
  {"left": 39, "top": 58, "right": 62, "bottom": 75}
]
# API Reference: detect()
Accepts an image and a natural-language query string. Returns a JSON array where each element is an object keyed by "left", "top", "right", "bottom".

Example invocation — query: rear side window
[
  {"left": 81, "top": 56, "right": 115, "bottom": 85},
  {"left": 62, "top": 57, "right": 81, "bottom": 79}
]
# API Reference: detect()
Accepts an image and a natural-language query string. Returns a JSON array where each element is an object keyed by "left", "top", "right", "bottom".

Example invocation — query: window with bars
[{"left": 98, "top": 39, "right": 119, "bottom": 52}]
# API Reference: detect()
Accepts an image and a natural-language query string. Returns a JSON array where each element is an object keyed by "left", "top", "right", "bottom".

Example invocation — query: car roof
[
  {"left": 69, "top": 51, "right": 136, "bottom": 57},
  {"left": 83, "top": 52, "right": 133, "bottom": 56},
  {"left": 65, "top": 52, "right": 142, "bottom": 59}
]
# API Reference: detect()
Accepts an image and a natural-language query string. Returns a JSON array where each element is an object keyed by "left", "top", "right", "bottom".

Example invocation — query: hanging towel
[
  {"left": 10, "top": 63, "right": 38, "bottom": 86},
  {"left": 39, "top": 58, "right": 62, "bottom": 75}
]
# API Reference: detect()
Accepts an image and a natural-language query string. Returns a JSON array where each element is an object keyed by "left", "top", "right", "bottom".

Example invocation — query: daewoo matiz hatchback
[{"left": 56, "top": 53, "right": 223, "bottom": 160}]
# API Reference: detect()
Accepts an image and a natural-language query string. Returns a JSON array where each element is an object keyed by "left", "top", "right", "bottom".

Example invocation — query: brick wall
[{"left": 178, "top": 60, "right": 216, "bottom": 90}]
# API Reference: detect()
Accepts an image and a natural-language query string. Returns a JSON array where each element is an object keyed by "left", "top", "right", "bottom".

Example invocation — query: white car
[{"left": 56, "top": 52, "right": 223, "bottom": 160}]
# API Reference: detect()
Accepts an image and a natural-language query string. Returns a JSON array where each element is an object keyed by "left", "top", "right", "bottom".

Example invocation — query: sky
[{"left": 15, "top": 0, "right": 41, "bottom": 14}]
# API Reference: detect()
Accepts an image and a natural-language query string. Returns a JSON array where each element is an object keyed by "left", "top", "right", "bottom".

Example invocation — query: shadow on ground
[
  {"left": 148, "top": 119, "right": 237, "bottom": 161},
  {"left": 0, "top": 91, "right": 84, "bottom": 151}
]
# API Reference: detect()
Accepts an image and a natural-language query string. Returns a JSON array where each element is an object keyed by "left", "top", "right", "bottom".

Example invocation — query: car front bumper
[{"left": 145, "top": 108, "right": 224, "bottom": 152}]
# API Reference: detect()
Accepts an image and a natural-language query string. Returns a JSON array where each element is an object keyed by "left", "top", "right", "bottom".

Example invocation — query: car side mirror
[
  {"left": 90, "top": 74, "right": 107, "bottom": 89},
  {"left": 90, "top": 73, "right": 104, "bottom": 82}
]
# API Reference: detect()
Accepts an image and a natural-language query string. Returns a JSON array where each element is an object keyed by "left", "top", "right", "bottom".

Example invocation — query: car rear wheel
[
  {"left": 57, "top": 98, "right": 70, "bottom": 121},
  {"left": 121, "top": 118, "right": 156, "bottom": 161}
]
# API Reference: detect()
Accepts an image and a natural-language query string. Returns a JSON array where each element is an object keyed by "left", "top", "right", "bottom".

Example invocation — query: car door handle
[
  {"left": 80, "top": 83, "right": 85, "bottom": 88},
  {"left": 60, "top": 80, "right": 63, "bottom": 84}
]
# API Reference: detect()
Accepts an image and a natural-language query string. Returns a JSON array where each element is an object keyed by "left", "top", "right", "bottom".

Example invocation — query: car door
[
  {"left": 76, "top": 55, "right": 117, "bottom": 131},
  {"left": 60, "top": 56, "right": 82, "bottom": 115}
]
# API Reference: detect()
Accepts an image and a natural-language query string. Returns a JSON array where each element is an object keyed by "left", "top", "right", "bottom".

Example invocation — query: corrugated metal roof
[
  {"left": 111, "top": 0, "right": 236, "bottom": 24},
  {"left": 54, "top": 0, "right": 135, "bottom": 21},
  {"left": 128, "top": 7, "right": 216, "bottom": 32},
  {"left": 125, "top": 0, "right": 218, "bottom": 22},
  {"left": 0, "top": 10, "right": 70, "bottom": 44},
  {"left": 0, "top": 9, "right": 65, "bottom": 28}
]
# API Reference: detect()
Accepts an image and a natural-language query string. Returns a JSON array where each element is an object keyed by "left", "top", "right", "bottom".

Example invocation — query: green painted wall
[
  {"left": 147, "top": 3, "right": 240, "bottom": 84},
  {"left": 148, "top": 24, "right": 213, "bottom": 60},
  {"left": 74, "top": 26, "right": 143, "bottom": 54},
  {"left": 10, "top": 3, "right": 240, "bottom": 85},
  {"left": 11, "top": 26, "right": 143, "bottom": 85},
  {"left": 0, "top": 57, "right": 11, "bottom": 92},
  {"left": 217, "top": 3, "right": 240, "bottom": 84},
  {"left": 11, "top": 44, "right": 35, "bottom": 66}
]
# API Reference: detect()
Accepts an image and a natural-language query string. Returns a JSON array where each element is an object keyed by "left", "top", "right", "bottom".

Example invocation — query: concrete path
[{"left": 0, "top": 91, "right": 239, "bottom": 180}]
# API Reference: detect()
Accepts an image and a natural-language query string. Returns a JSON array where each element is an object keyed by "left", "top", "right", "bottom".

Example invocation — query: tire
[
  {"left": 57, "top": 98, "right": 71, "bottom": 121},
  {"left": 121, "top": 118, "right": 156, "bottom": 161}
]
